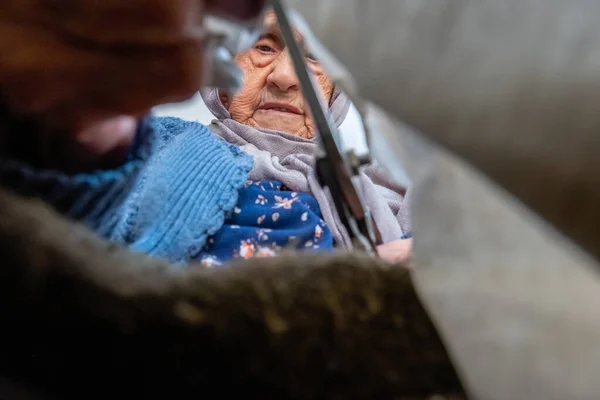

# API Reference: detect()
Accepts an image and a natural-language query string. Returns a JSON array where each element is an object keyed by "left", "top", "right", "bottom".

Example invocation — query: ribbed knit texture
[{"left": 0, "top": 116, "right": 253, "bottom": 264}]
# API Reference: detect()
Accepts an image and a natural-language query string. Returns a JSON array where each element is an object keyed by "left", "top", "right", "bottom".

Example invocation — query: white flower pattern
[
  {"left": 201, "top": 256, "right": 222, "bottom": 268},
  {"left": 256, "top": 247, "right": 278, "bottom": 258},
  {"left": 255, "top": 194, "right": 267, "bottom": 205},
  {"left": 257, "top": 229, "right": 270, "bottom": 241},
  {"left": 238, "top": 240, "right": 256, "bottom": 259},
  {"left": 273, "top": 196, "right": 299, "bottom": 209},
  {"left": 315, "top": 225, "right": 323, "bottom": 240},
  {"left": 200, "top": 181, "right": 332, "bottom": 264}
]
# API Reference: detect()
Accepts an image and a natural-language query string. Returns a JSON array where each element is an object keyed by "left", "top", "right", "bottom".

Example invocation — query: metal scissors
[
  {"left": 202, "top": 13, "right": 265, "bottom": 93},
  {"left": 270, "top": 0, "right": 383, "bottom": 254}
]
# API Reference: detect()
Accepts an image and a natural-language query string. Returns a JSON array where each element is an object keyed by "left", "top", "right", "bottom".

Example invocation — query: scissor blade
[
  {"left": 271, "top": 0, "right": 379, "bottom": 252},
  {"left": 270, "top": 0, "right": 341, "bottom": 161}
]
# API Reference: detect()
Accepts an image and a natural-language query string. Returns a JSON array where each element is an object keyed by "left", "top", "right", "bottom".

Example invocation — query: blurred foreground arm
[
  {"left": 0, "top": 0, "right": 264, "bottom": 166},
  {"left": 0, "top": 188, "right": 462, "bottom": 399}
]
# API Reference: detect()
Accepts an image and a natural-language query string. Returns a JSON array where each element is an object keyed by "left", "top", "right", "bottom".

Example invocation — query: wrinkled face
[{"left": 225, "top": 12, "right": 334, "bottom": 139}]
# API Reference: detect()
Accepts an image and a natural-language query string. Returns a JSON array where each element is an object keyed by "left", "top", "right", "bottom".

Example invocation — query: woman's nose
[{"left": 266, "top": 51, "right": 299, "bottom": 92}]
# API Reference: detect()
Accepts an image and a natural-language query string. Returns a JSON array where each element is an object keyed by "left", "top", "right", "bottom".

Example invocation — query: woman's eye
[{"left": 256, "top": 45, "right": 274, "bottom": 53}]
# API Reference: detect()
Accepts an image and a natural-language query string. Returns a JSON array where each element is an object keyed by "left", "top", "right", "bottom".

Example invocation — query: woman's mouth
[{"left": 258, "top": 103, "right": 302, "bottom": 115}]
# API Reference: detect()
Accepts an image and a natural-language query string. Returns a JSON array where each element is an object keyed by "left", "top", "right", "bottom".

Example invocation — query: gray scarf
[{"left": 200, "top": 87, "right": 411, "bottom": 248}]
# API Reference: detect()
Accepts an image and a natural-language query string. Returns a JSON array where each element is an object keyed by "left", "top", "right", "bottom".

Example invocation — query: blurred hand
[
  {"left": 0, "top": 0, "right": 264, "bottom": 164},
  {"left": 377, "top": 239, "right": 413, "bottom": 265}
]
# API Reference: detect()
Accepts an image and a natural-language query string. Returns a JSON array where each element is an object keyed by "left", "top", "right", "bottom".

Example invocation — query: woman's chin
[{"left": 251, "top": 116, "right": 311, "bottom": 138}]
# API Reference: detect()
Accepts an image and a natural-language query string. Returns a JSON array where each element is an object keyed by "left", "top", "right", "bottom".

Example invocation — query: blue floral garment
[{"left": 197, "top": 180, "right": 333, "bottom": 267}]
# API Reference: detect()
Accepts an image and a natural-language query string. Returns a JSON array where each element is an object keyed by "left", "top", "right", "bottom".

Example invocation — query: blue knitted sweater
[{"left": 0, "top": 116, "right": 253, "bottom": 264}]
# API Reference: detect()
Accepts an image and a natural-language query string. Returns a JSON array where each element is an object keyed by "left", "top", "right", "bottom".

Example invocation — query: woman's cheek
[
  {"left": 249, "top": 50, "right": 278, "bottom": 68},
  {"left": 229, "top": 55, "right": 271, "bottom": 120},
  {"left": 236, "top": 50, "right": 273, "bottom": 69},
  {"left": 317, "top": 73, "right": 334, "bottom": 103},
  {"left": 229, "top": 89, "right": 258, "bottom": 120}
]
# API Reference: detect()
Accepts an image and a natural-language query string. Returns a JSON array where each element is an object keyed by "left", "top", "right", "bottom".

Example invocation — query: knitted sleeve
[
  {"left": 112, "top": 117, "right": 254, "bottom": 264},
  {"left": 0, "top": 115, "right": 254, "bottom": 265}
]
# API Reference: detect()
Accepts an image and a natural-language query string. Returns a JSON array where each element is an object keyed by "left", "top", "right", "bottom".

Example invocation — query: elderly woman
[
  {"left": 0, "top": 1, "right": 408, "bottom": 266},
  {"left": 200, "top": 11, "right": 412, "bottom": 262}
]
